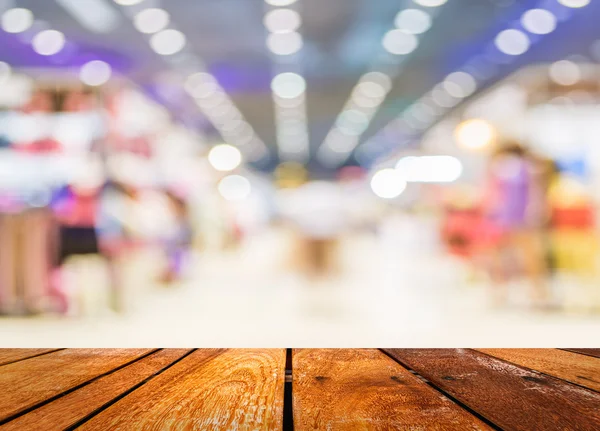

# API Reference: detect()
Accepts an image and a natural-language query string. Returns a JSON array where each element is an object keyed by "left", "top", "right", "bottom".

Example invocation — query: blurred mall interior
[{"left": 1, "top": 0, "right": 600, "bottom": 346}]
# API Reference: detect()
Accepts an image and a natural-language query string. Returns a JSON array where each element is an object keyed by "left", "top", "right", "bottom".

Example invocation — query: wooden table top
[{"left": 0, "top": 348, "right": 598, "bottom": 430}]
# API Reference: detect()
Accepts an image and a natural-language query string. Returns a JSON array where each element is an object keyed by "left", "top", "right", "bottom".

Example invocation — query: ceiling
[{"left": 1, "top": 0, "right": 599, "bottom": 172}]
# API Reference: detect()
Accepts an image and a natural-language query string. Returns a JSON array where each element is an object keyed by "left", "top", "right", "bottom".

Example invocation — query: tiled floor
[{"left": 1, "top": 220, "right": 600, "bottom": 347}]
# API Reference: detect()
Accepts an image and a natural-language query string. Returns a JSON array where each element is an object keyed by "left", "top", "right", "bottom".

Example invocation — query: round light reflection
[
  {"left": 32, "top": 30, "right": 66, "bottom": 56},
  {"left": 133, "top": 8, "right": 170, "bottom": 34},
  {"left": 395, "top": 9, "right": 432, "bottom": 35},
  {"left": 263, "top": 9, "right": 301, "bottom": 33},
  {"left": 382, "top": 29, "right": 418, "bottom": 55},
  {"left": 495, "top": 29, "right": 530, "bottom": 56},
  {"left": 1, "top": 8, "right": 34, "bottom": 34},
  {"left": 454, "top": 118, "right": 496, "bottom": 150},
  {"left": 208, "top": 144, "right": 243, "bottom": 172},
  {"left": 521, "top": 9, "right": 557, "bottom": 35},
  {"left": 443, "top": 72, "right": 477, "bottom": 98},
  {"left": 413, "top": 0, "right": 448, "bottom": 7},
  {"left": 218, "top": 175, "right": 251, "bottom": 201},
  {"left": 267, "top": 31, "right": 303, "bottom": 55},
  {"left": 558, "top": 0, "right": 590, "bottom": 8},
  {"left": 150, "top": 29, "right": 186, "bottom": 55},
  {"left": 271, "top": 72, "right": 306, "bottom": 99},
  {"left": 370, "top": 168, "right": 407, "bottom": 199},
  {"left": 79, "top": 60, "right": 112, "bottom": 86},
  {"left": 549, "top": 60, "right": 581, "bottom": 86}
]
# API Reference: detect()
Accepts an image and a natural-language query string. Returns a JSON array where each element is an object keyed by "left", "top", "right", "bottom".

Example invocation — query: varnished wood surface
[
  {"left": 476, "top": 348, "right": 600, "bottom": 392},
  {"left": 385, "top": 349, "right": 600, "bottom": 431},
  {"left": 78, "top": 349, "right": 286, "bottom": 431},
  {"left": 0, "top": 349, "right": 61, "bottom": 366},
  {"left": 564, "top": 348, "right": 600, "bottom": 359},
  {"left": 293, "top": 349, "right": 491, "bottom": 430},
  {"left": 2, "top": 349, "right": 191, "bottom": 431},
  {"left": 0, "top": 348, "right": 153, "bottom": 421}
]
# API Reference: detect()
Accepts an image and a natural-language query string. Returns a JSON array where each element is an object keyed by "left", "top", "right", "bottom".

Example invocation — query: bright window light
[{"left": 1, "top": 8, "right": 34, "bottom": 34}]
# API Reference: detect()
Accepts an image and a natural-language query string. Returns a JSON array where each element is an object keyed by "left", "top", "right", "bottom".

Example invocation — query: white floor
[{"left": 2, "top": 222, "right": 600, "bottom": 347}]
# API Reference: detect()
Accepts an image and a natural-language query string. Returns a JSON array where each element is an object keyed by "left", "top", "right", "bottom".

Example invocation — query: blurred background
[{"left": 1, "top": 0, "right": 600, "bottom": 346}]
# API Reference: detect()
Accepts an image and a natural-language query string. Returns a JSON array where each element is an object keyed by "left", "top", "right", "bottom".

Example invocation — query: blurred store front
[{"left": 1, "top": 0, "right": 600, "bottom": 346}]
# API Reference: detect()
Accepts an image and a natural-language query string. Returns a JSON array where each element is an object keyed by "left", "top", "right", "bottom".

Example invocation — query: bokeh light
[
  {"left": 218, "top": 175, "right": 252, "bottom": 201},
  {"left": 370, "top": 168, "right": 407, "bottom": 199},
  {"left": 208, "top": 144, "right": 243, "bottom": 172},
  {"left": 1, "top": 8, "right": 34, "bottom": 34},
  {"left": 150, "top": 29, "right": 186, "bottom": 55},
  {"left": 133, "top": 8, "right": 170, "bottom": 34},
  {"left": 454, "top": 118, "right": 497, "bottom": 150},
  {"left": 32, "top": 30, "right": 66, "bottom": 56},
  {"left": 495, "top": 29, "right": 530, "bottom": 56}
]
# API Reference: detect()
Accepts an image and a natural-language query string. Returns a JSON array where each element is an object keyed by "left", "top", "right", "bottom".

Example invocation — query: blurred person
[
  {"left": 481, "top": 142, "right": 551, "bottom": 307},
  {"left": 159, "top": 190, "right": 193, "bottom": 284}
]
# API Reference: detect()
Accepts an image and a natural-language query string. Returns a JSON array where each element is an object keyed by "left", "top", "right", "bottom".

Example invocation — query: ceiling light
[
  {"left": 150, "top": 29, "right": 186, "bottom": 55},
  {"left": 443, "top": 71, "right": 477, "bottom": 98},
  {"left": 265, "top": 0, "right": 298, "bottom": 5},
  {"left": 56, "top": 0, "right": 119, "bottom": 34},
  {"left": 184, "top": 72, "right": 218, "bottom": 98},
  {"left": 557, "top": 0, "right": 590, "bottom": 8},
  {"left": 80, "top": 60, "right": 112, "bottom": 86},
  {"left": 454, "top": 118, "right": 496, "bottom": 150},
  {"left": 32, "top": 30, "right": 66, "bottom": 56},
  {"left": 549, "top": 60, "right": 581, "bottom": 86},
  {"left": 370, "top": 168, "right": 407, "bottom": 199},
  {"left": 208, "top": 144, "right": 242, "bottom": 172},
  {"left": 521, "top": 9, "right": 557, "bottom": 35},
  {"left": 263, "top": 8, "right": 301, "bottom": 33},
  {"left": 266, "top": 32, "right": 303, "bottom": 55},
  {"left": 413, "top": 0, "right": 448, "bottom": 7},
  {"left": 113, "top": 0, "right": 144, "bottom": 5},
  {"left": 218, "top": 175, "right": 251, "bottom": 201},
  {"left": 495, "top": 29, "right": 530, "bottom": 56},
  {"left": 1, "top": 8, "right": 34, "bottom": 34},
  {"left": 271, "top": 73, "right": 306, "bottom": 99},
  {"left": 395, "top": 9, "right": 432, "bottom": 35},
  {"left": 382, "top": 29, "right": 418, "bottom": 55},
  {"left": 133, "top": 8, "right": 170, "bottom": 34}
]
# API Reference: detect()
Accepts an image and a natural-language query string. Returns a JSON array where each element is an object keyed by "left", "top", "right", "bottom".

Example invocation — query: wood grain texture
[
  {"left": 476, "top": 348, "right": 600, "bottom": 392},
  {"left": 564, "top": 349, "right": 600, "bottom": 359},
  {"left": 0, "top": 349, "right": 61, "bottom": 366},
  {"left": 78, "top": 349, "right": 286, "bottom": 431},
  {"left": 0, "top": 348, "right": 152, "bottom": 421},
  {"left": 293, "top": 349, "right": 491, "bottom": 431},
  {"left": 2, "top": 349, "right": 191, "bottom": 431},
  {"left": 385, "top": 349, "right": 600, "bottom": 431}
]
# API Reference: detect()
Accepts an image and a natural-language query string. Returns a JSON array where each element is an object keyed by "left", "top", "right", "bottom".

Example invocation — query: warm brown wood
[
  {"left": 0, "top": 349, "right": 61, "bottom": 366},
  {"left": 1, "top": 349, "right": 191, "bottom": 431},
  {"left": 476, "top": 348, "right": 600, "bottom": 392},
  {"left": 293, "top": 349, "right": 491, "bottom": 430},
  {"left": 0, "top": 348, "right": 153, "bottom": 421},
  {"left": 385, "top": 349, "right": 600, "bottom": 431},
  {"left": 564, "top": 349, "right": 600, "bottom": 359},
  {"left": 78, "top": 349, "right": 286, "bottom": 430}
]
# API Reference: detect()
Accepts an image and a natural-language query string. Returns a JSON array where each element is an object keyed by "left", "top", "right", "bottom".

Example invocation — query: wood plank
[
  {"left": 564, "top": 349, "right": 600, "bottom": 359},
  {"left": 385, "top": 349, "right": 600, "bottom": 431},
  {"left": 476, "top": 349, "right": 600, "bottom": 392},
  {"left": 0, "top": 349, "right": 61, "bottom": 366},
  {"left": 77, "top": 349, "right": 286, "bottom": 431},
  {"left": 1, "top": 349, "right": 191, "bottom": 431},
  {"left": 293, "top": 349, "right": 492, "bottom": 430},
  {"left": 0, "top": 348, "right": 153, "bottom": 422}
]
